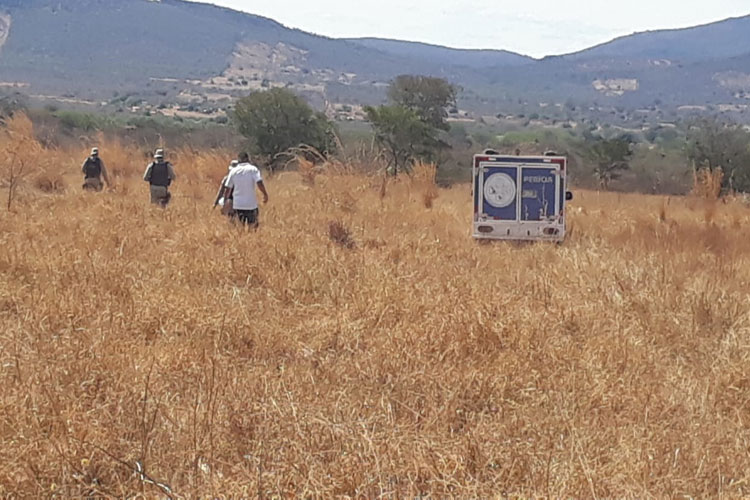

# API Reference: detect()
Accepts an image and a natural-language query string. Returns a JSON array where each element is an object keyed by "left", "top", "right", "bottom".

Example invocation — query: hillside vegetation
[
  {"left": 1, "top": 0, "right": 750, "bottom": 114},
  {"left": 0, "top": 0, "right": 518, "bottom": 96},
  {"left": 345, "top": 38, "right": 534, "bottom": 68},
  {"left": 0, "top": 12, "right": 9, "bottom": 51},
  {"left": 2, "top": 116, "right": 750, "bottom": 497},
  {"left": 564, "top": 14, "right": 750, "bottom": 62}
]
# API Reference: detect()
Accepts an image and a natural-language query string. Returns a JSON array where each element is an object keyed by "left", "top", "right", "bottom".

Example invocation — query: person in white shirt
[{"left": 224, "top": 152, "right": 269, "bottom": 227}]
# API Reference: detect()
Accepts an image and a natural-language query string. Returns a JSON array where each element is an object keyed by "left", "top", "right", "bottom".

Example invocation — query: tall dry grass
[{"left": 2, "top": 120, "right": 750, "bottom": 498}]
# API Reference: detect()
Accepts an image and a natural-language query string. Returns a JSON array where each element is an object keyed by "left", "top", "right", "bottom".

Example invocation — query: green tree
[
  {"left": 367, "top": 75, "right": 456, "bottom": 175},
  {"left": 686, "top": 117, "right": 750, "bottom": 192},
  {"left": 588, "top": 135, "right": 633, "bottom": 190},
  {"left": 365, "top": 105, "right": 439, "bottom": 175},
  {"left": 387, "top": 75, "right": 457, "bottom": 131},
  {"left": 233, "top": 88, "right": 336, "bottom": 167}
]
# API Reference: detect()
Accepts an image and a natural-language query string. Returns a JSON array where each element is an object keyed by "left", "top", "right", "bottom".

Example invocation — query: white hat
[
  {"left": 154, "top": 148, "right": 164, "bottom": 159},
  {"left": 91, "top": 147, "right": 99, "bottom": 156}
]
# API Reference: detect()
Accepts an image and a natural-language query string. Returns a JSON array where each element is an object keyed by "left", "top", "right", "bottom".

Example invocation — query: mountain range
[{"left": 1, "top": 0, "right": 749, "bottom": 117}]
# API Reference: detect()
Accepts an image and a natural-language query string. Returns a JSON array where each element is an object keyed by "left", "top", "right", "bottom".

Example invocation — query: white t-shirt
[{"left": 225, "top": 163, "right": 262, "bottom": 210}]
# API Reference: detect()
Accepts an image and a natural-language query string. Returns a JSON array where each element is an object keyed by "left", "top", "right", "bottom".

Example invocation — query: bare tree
[
  {"left": 587, "top": 135, "right": 634, "bottom": 190},
  {"left": 1, "top": 114, "right": 40, "bottom": 211}
]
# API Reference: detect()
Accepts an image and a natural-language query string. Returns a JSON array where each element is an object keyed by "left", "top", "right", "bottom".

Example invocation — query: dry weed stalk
[
  {"left": 692, "top": 166, "right": 723, "bottom": 199},
  {"left": 0, "top": 113, "right": 41, "bottom": 210},
  {"left": 297, "top": 156, "right": 317, "bottom": 186},
  {"left": 691, "top": 167, "right": 725, "bottom": 225},
  {"left": 411, "top": 161, "right": 439, "bottom": 209}
]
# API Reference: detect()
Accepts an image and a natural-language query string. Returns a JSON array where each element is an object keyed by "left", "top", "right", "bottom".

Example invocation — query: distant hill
[
  {"left": 532, "top": 15, "right": 750, "bottom": 110},
  {"left": 0, "top": 0, "right": 749, "bottom": 118},
  {"left": 0, "top": 0, "right": 385, "bottom": 84},
  {"left": 564, "top": 15, "right": 750, "bottom": 62},
  {"left": 0, "top": 0, "right": 523, "bottom": 93},
  {"left": 345, "top": 38, "right": 535, "bottom": 69}
]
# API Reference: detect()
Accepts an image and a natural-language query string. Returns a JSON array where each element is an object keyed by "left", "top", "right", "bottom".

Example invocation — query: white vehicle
[{"left": 472, "top": 152, "right": 572, "bottom": 242}]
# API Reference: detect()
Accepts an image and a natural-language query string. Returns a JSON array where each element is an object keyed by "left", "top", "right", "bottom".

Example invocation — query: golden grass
[{"left": 2, "top": 122, "right": 750, "bottom": 498}]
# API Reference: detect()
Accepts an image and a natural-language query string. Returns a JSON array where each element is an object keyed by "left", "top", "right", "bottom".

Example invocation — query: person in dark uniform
[
  {"left": 143, "top": 149, "right": 176, "bottom": 207},
  {"left": 81, "top": 148, "right": 110, "bottom": 191}
]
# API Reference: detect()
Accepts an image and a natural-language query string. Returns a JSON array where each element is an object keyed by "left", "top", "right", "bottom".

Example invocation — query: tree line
[
  {"left": 4, "top": 76, "right": 750, "bottom": 194},
  {"left": 231, "top": 75, "right": 750, "bottom": 194},
  {"left": 232, "top": 75, "right": 458, "bottom": 175}
]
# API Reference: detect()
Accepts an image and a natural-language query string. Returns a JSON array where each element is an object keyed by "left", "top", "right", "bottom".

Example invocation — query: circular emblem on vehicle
[{"left": 483, "top": 173, "right": 516, "bottom": 208}]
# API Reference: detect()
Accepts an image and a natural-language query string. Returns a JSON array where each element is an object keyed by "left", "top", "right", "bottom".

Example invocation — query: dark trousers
[{"left": 235, "top": 208, "right": 259, "bottom": 227}]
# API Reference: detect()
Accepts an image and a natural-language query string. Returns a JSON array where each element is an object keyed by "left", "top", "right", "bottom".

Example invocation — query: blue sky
[{"left": 199, "top": 0, "right": 750, "bottom": 58}]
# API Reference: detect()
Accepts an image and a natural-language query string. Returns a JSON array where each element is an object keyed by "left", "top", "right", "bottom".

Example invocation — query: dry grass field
[{"left": 2, "top": 114, "right": 750, "bottom": 498}]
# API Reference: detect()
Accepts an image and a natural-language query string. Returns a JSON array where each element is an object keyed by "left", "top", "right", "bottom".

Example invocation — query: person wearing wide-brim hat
[
  {"left": 81, "top": 147, "right": 111, "bottom": 191},
  {"left": 143, "top": 148, "right": 176, "bottom": 207}
]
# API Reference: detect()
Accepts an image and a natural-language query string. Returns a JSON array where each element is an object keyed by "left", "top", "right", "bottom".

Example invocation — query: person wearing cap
[
  {"left": 213, "top": 159, "right": 238, "bottom": 217},
  {"left": 143, "top": 149, "right": 176, "bottom": 206},
  {"left": 224, "top": 152, "right": 268, "bottom": 227},
  {"left": 81, "top": 147, "right": 110, "bottom": 191}
]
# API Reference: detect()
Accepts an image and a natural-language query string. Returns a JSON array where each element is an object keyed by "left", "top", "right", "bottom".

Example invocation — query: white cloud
[{"left": 198, "top": 0, "right": 750, "bottom": 57}]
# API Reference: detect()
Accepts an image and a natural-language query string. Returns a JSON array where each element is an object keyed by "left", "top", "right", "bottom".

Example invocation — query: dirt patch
[
  {"left": 592, "top": 78, "right": 639, "bottom": 96},
  {"left": 195, "top": 41, "right": 336, "bottom": 97},
  {"left": 0, "top": 81, "right": 28, "bottom": 88},
  {"left": 158, "top": 106, "right": 226, "bottom": 120},
  {"left": 0, "top": 13, "right": 10, "bottom": 52},
  {"left": 29, "top": 94, "right": 96, "bottom": 106},
  {"left": 714, "top": 71, "right": 750, "bottom": 90}
]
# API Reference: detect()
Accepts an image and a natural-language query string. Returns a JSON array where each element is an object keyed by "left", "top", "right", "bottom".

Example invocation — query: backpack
[{"left": 84, "top": 157, "right": 102, "bottom": 179}]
